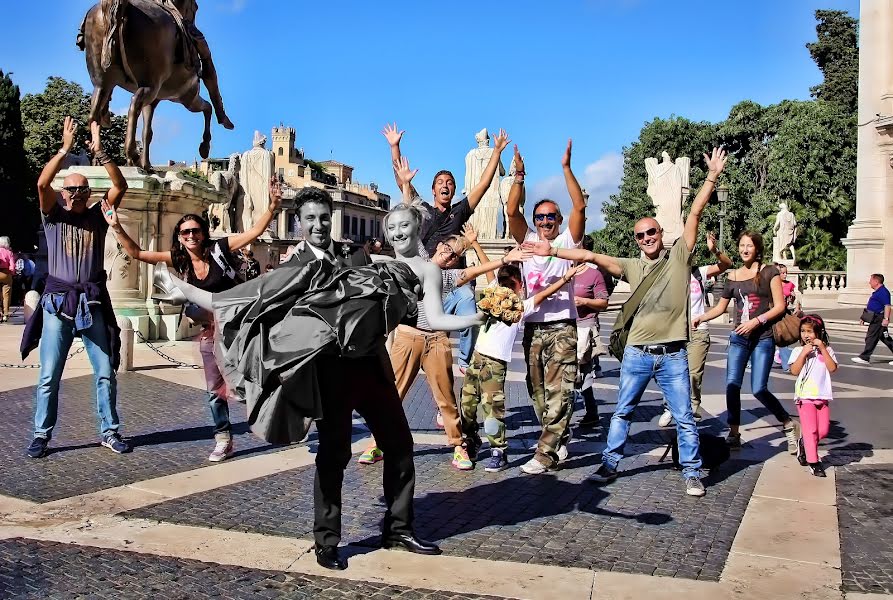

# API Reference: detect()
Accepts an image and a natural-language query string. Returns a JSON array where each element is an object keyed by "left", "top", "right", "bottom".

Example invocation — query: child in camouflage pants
[{"left": 461, "top": 263, "right": 584, "bottom": 472}]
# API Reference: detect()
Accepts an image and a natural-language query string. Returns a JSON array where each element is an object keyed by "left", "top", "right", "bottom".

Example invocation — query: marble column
[{"left": 840, "top": 0, "right": 893, "bottom": 305}]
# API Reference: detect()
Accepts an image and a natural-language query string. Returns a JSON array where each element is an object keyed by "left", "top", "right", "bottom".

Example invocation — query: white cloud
[
  {"left": 528, "top": 152, "right": 623, "bottom": 230},
  {"left": 225, "top": 0, "right": 248, "bottom": 13}
]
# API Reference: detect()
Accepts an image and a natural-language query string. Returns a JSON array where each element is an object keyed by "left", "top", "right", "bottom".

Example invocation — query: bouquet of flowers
[{"left": 477, "top": 285, "right": 525, "bottom": 331}]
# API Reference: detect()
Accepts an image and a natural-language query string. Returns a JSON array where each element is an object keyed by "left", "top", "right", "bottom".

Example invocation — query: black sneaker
[
  {"left": 484, "top": 449, "right": 508, "bottom": 472},
  {"left": 579, "top": 412, "right": 600, "bottom": 428},
  {"left": 587, "top": 463, "right": 618, "bottom": 484},
  {"left": 26, "top": 437, "right": 49, "bottom": 459},
  {"left": 101, "top": 432, "right": 131, "bottom": 454},
  {"left": 465, "top": 433, "right": 482, "bottom": 460},
  {"left": 796, "top": 437, "right": 807, "bottom": 466},
  {"left": 808, "top": 462, "right": 826, "bottom": 478},
  {"left": 726, "top": 433, "right": 742, "bottom": 451}
]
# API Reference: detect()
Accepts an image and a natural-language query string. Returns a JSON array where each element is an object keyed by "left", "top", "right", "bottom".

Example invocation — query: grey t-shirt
[
  {"left": 42, "top": 199, "right": 108, "bottom": 284},
  {"left": 415, "top": 268, "right": 461, "bottom": 331}
]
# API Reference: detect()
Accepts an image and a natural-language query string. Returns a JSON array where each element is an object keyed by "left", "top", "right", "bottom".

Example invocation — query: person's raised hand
[
  {"left": 461, "top": 223, "right": 478, "bottom": 245},
  {"left": 522, "top": 240, "right": 552, "bottom": 256},
  {"left": 493, "top": 129, "right": 510, "bottom": 153},
  {"left": 268, "top": 176, "right": 282, "bottom": 212},
  {"left": 382, "top": 122, "right": 404, "bottom": 147},
  {"left": 393, "top": 156, "right": 418, "bottom": 186},
  {"left": 62, "top": 116, "right": 77, "bottom": 153},
  {"left": 101, "top": 199, "right": 118, "bottom": 227},
  {"left": 706, "top": 231, "right": 717, "bottom": 254},
  {"left": 704, "top": 147, "right": 727, "bottom": 177},
  {"left": 561, "top": 138, "right": 573, "bottom": 169},
  {"left": 504, "top": 246, "right": 532, "bottom": 263},
  {"left": 512, "top": 145, "right": 525, "bottom": 175},
  {"left": 86, "top": 120, "right": 103, "bottom": 156}
]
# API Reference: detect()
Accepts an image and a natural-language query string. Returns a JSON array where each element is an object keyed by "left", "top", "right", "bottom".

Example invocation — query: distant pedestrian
[
  {"left": 0, "top": 236, "right": 14, "bottom": 323},
  {"left": 852, "top": 274, "right": 893, "bottom": 365},
  {"left": 243, "top": 250, "right": 260, "bottom": 280},
  {"left": 775, "top": 263, "right": 802, "bottom": 372},
  {"left": 573, "top": 236, "right": 609, "bottom": 428},
  {"left": 789, "top": 315, "right": 837, "bottom": 477}
]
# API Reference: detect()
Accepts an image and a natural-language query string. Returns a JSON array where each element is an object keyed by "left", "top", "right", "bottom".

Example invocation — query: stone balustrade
[{"left": 793, "top": 270, "right": 847, "bottom": 296}]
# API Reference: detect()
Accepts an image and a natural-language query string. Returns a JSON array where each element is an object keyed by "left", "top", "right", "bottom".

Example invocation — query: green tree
[
  {"left": 0, "top": 70, "right": 36, "bottom": 250},
  {"left": 21, "top": 77, "right": 127, "bottom": 175},
  {"left": 807, "top": 9, "right": 859, "bottom": 114}
]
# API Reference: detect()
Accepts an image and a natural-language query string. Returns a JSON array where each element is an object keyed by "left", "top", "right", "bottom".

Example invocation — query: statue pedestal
[{"left": 54, "top": 167, "right": 228, "bottom": 340}]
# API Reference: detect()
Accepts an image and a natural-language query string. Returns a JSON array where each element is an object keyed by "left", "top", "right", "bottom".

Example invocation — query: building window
[
  {"left": 351, "top": 216, "right": 358, "bottom": 237},
  {"left": 278, "top": 167, "right": 284, "bottom": 177},
  {"left": 278, "top": 147, "right": 283, "bottom": 156},
  {"left": 343, "top": 215, "right": 350, "bottom": 237},
  {"left": 360, "top": 218, "right": 366, "bottom": 239}
]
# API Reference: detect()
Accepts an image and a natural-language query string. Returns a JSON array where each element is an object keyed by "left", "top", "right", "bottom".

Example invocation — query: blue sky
[{"left": 2, "top": 0, "right": 858, "bottom": 227}]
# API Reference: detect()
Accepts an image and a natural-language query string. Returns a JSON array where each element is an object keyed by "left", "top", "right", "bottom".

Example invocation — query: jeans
[
  {"left": 199, "top": 327, "right": 231, "bottom": 435},
  {"left": 35, "top": 304, "right": 119, "bottom": 439},
  {"left": 726, "top": 333, "right": 790, "bottom": 426},
  {"left": 602, "top": 346, "right": 702, "bottom": 479},
  {"left": 777, "top": 346, "right": 793, "bottom": 372},
  {"left": 442, "top": 284, "right": 478, "bottom": 368}
]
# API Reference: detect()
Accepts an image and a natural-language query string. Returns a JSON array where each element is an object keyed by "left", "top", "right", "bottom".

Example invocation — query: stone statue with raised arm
[
  {"left": 644, "top": 151, "right": 690, "bottom": 244},
  {"left": 772, "top": 201, "right": 798, "bottom": 263},
  {"left": 498, "top": 157, "right": 522, "bottom": 239},
  {"left": 208, "top": 153, "right": 241, "bottom": 232},
  {"left": 463, "top": 128, "right": 505, "bottom": 240}
]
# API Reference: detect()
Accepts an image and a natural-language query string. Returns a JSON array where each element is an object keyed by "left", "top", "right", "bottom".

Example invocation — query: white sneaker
[
  {"left": 851, "top": 357, "right": 870, "bottom": 364},
  {"left": 520, "top": 456, "right": 552, "bottom": 474},
  {"left": 556, "top": 444, "right": 568, "bottom": 461},
  {"left": 208, "top": 438, "right": 234, "bottom": 462},
  {"left": 658, "top": 409, "right": 674, "bottom": 427}
]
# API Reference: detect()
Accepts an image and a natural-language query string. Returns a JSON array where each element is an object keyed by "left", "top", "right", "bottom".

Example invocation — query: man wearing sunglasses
[
  {"left": 505, "top": 140, "right": 587, "bottom": 475},
  {"left": 383, "top": 123, "right": 510, "bottom": 371},
  {"left": 21, "top": 116, "right": 130, "bottom": 459},
  {"left": 526, "top": 147, "right": 728, "bottom": 498}
]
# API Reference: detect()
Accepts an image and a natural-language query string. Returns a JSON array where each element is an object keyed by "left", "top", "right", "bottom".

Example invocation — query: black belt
[
  {"left": 634, "top": 341, "right": 686, "bottom": 355},
  {"left": 525, "top": 319, "right": 576, "bottom": 330}
]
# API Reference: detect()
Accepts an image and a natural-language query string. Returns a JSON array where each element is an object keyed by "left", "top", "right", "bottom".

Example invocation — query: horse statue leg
[
  {"left": 125, "top": 85, "right": 160, "bottom": 166},
  {"left": 139, "top": 100, "right": 160, "bottom": 172},
  {"left": 180, "top": 87, "right": 213, "bottom": 159}
]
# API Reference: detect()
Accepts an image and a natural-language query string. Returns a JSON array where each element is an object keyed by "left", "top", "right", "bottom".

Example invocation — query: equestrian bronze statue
[{"left": 78, "top": 0, "right": 234, "bottom": 171}]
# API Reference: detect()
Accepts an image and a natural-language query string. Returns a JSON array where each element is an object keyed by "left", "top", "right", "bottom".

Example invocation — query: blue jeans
[
  {"left": 726, "top": 333, "right": 790, "bottom": 426},
  {"left": 35, "top": 304, "right": 119, "bottom": 439},
  {"left": 777, "top": 346, "right": 793, "bottom": 372},
  {"left": 442, "top": 284, "right": 478, "bottom": 368},
  {"left": 199, "top": 327, "right": 231, "bottom": 435},
  {"left": 603, "top": 346, "right": 702, "bottom": 479}
]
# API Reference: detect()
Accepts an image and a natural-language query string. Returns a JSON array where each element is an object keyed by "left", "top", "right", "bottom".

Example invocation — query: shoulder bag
[{"left": 609, "top": 256, "right": 669, "bottom": 360}]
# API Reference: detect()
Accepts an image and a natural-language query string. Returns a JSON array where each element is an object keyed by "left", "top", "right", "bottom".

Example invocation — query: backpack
[
  {"left": 661, "top": 432, "right": 730, "bottom": 471},
  {"left": 691, "top": 267, "right": 710, "bottom": 307}
]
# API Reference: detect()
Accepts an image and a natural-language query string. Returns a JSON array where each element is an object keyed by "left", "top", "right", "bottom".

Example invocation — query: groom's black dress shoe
[
  {"left": 314, "top": 544, "right": 347, "bottom": 570},
  {"left": 381, "top": 533, "right": 442, "bottom": 555}
]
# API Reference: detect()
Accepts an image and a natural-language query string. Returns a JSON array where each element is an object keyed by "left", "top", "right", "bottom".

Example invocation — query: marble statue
[
  {"left": 644, "top": 151, "right": 690, "bottom": 243},
  {"left": 772, "top": 201, "right": 798, "bottom": 263},
  {"left": 498, "top": 159, "right": 522, "bottom": 239},
  {"left": 208, "top": 153, "right": 241, "bottom": 232},
  {"left": 463, "top": 128, "right": 505, "bottom": 240},
  {"left": 238, "top": 131, "right": 274, "bottom": 234}
]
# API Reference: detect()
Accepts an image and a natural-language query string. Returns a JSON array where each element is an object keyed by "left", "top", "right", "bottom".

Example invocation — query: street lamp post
[{"left": 716, "top": 184, "right": 729, "bottom": 252}]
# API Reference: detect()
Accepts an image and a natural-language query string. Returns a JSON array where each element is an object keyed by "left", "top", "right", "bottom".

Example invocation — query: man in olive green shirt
[{"left": 525, "top": 147, "right": 727, "bottom": 498}]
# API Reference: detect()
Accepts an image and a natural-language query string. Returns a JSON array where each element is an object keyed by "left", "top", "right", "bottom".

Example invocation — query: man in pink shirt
[{"left": 0, "top": 236, "right": 14, "bottom": 322}]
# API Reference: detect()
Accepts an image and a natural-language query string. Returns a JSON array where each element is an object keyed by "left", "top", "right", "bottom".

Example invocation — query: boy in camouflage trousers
[{"left": 461, "top": 262, "right": 585, "bottom": 472}]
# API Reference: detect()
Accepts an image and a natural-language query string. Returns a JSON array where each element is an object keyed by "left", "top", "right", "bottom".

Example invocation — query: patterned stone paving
[
  {"left": 125, "top": 445, "right": 761, "bottom": 581},
  {"left": 0, "top": 538, "right": 506, "bottom": 599},
  {"left": 0, "top": 373, "right": 290, "bottom": 502},
  {"left": 836, "top": 464, "right": 893, "bottom": 595}
]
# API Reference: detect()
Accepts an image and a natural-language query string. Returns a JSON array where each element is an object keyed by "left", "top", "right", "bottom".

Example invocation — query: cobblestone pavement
[
  {"left": 125, "top": 444, "right": 761, "bottom": 581},
  {"left": 0, "top": 538, "right": 507, "bottom": 599},
  {"left": 0, "top": 373, "right": 286, "bottom": 502},
  {"left": 836, "top": 464, "right": 893, "bottom": 595}
]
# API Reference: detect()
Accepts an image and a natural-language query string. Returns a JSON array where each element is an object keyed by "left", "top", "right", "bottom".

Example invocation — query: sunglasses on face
[
  {"left": 439, "top": 245, "right": 459, "bottom": 260},
  {"left": 179, "top": 227, "right": 203, "bottom": 237},
  {"left": 634, "top": 227, "right": 660, "bottom": 240},
  {"left": 533, "top": 213, "right": 558, "bottom": 223},
  {"left": 63, "top": 185, "right": 91, "bottom": 195}
]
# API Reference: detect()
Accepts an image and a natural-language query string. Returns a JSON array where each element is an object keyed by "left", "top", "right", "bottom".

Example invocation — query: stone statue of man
[
  {"left": 644, "top": 151, "right": 690, "bottom": 244},
  {"left": 772, "top": 201, "right": 798, "bottom": 263},
  {"left": 237, "top": 131, "right": 274, "bottom": 234},
  {"left": 208, "top": 152, "right": 241, "bottom": 232},
  {"left": 498, "top": 158, "right": 521, "bottom": 239},
  {"left": 463, "top": 128, "right": 505, "bottom": 240}
]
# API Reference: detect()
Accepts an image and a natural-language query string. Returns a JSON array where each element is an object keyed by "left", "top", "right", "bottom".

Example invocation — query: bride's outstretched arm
[{"left": 416, "top": 261, "right": 484, "bottom": 331}]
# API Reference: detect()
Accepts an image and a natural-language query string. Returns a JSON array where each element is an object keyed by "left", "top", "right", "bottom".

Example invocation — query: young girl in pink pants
[{"left": 789, "top": 315, "right": 838, "bottom": 477}]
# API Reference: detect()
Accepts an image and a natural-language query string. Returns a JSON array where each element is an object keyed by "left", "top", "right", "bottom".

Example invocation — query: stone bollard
[
  {"left": 23, "top": 290, "right": 40, "bottom": 322},
  {"left": 116, "top": 316, "right": 134, "bottom": 373}
]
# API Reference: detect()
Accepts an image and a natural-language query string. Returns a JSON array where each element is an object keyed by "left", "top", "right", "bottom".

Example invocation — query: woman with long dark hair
[
  {"left": 103, "top": 178, "right": 280, "bottom": 462},
  {"left": 693, "top": 231, "right": 799, "bottom": 452}
]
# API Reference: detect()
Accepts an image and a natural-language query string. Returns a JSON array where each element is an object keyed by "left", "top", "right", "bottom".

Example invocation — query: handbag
[
  {"left": 861, "top": 309, "right": 878, "bottom": 323},
  {"left": 609, "top": 254, "right": 669, "bottom": 360},
  {"left": 772, "top": 310, "right": 801, "bottom": 347}
]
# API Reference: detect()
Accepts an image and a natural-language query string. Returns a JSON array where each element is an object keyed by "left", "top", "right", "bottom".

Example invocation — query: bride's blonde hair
[{"left": 383, "top": 199, "right": 430, "bottom": 244}]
